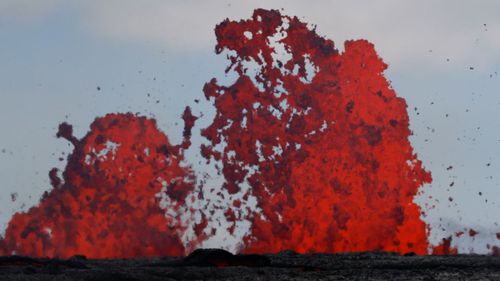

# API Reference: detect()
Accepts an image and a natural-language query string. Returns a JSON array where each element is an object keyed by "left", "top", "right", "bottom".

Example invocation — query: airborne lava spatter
[
  {"left": 0, "top": 110, "right": 197, "bottom": 258},
  {"left": 0, "top": 9, "right": 444, "bottom": 258},
  {"left": 201, "top": 9, "right": 432, "bottom": 254}
]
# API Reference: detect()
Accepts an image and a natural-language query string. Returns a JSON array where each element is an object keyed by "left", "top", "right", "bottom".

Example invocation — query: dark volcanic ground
[{"left": 1, "top": 249, "right": 500, "bottom": 280}]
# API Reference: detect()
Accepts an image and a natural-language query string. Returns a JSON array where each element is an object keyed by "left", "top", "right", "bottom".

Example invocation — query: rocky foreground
[{"left": 1, "top": 249, "right": 500, "bottom": 280}]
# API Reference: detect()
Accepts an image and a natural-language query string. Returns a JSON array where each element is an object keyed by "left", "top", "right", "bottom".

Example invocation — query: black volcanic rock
[
  {"left": 1, "top": 251, "right": 500, "bottom": 280},
  {"left": 180, "top": 248, "right": 271, "bottom": 267}
]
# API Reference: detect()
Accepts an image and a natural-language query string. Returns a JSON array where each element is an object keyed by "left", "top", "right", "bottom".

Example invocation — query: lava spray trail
[
  {"left": 0, "top": 109, "right": 199, "bottom": 258},
  {"left": 200, "top": 9, "right": 432, "bottom": 254}
]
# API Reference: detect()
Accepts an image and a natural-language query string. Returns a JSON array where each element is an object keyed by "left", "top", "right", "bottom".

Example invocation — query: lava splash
[
  {"left": 200, "top": 9, "right": 432, "bottom": 254},
  {"left": 0, "top": 109, "right": 198, "bottom": 258}
]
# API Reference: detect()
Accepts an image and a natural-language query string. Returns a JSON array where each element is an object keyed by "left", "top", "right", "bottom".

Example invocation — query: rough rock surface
[{"left": 1, "top": 250, "right": 500, "bottom": 280}]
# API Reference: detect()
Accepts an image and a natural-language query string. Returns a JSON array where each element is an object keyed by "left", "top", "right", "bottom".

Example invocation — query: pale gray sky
[{"left": 1, "top": 0, "right": 500, "bottom": 253}]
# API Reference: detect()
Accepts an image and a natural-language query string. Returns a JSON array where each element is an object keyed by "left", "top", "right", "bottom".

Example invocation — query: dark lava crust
[{"left": 1, "top": 249, "right": 500, "bottom": 280}]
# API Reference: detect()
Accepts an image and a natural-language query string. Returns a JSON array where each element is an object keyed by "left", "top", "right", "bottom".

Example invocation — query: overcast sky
[{"left": 1, "top": 0, "right": 500, "bottom": 253}]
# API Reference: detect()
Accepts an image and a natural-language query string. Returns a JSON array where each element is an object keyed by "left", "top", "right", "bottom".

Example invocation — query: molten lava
[
  {"left": 1, "top": 9, "right": 448, "bottom": 258},
  {"left": 201, "top": 9, "right": 432, "bottom": 254},
  {"left": 0, "top": 109, "right": 197, "bottom": 258}
]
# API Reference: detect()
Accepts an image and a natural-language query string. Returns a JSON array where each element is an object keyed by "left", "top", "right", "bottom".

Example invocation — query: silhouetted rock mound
[{"left": 181, "top": 248, "right": 271, "bottom": 267}]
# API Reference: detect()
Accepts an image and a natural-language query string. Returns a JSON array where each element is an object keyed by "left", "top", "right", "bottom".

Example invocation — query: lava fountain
[
  {"left": 1, "top": 9, "right": 439, "bottom": 258},
  {"left": 0, "top": 109, "right": 199, "bottom": 258},
  {"left": 200, "top": 9, "right": 432, "bottom": 254}
]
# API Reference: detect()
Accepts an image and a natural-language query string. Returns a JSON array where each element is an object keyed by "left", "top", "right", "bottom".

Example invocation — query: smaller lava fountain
[{"left": 0, "top": 108, "right": 199, "bottom": 258}]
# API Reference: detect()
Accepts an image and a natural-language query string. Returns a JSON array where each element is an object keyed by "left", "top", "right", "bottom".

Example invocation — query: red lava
[
  {"left": 0, "top": 110, "right": 197, "bottom": 258},
  {"left": 201, "top": 9, "right": 433, "bottom": 254},
  {"left": 0, "top": 9, "right": 466, "bottom": 258}
]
